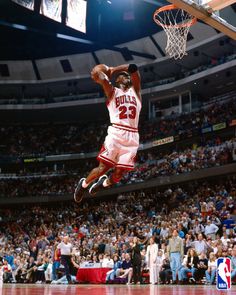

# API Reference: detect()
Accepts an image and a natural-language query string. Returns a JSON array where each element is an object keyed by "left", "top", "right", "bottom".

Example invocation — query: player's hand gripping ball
[{"left": 91, "top": 64, "right": 112, "bottom": 82}]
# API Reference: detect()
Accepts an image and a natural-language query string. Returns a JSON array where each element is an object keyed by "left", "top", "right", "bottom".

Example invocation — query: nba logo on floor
[{"left": 217, "top": 257, "right": 231, "bottom": 290}]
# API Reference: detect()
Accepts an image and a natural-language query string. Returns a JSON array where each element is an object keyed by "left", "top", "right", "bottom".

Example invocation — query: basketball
[
  {"left": 91, "top": 64, "right": 111, "bottom": 82},
  {"left": 93, "top": 64, "right": 109, "bottom": 74}
]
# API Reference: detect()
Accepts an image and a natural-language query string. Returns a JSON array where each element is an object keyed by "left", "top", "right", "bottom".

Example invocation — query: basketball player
[{"left": 74, "top": 63, "right": 141, "bottom": 203}]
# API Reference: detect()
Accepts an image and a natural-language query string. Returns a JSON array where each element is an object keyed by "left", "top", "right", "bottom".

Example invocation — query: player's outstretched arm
[{"left": 91, "top": 64, "right": 114, "bottom": 99}]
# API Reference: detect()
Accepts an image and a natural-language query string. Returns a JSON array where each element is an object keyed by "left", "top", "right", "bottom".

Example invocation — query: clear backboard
[
  {"left": 198, "top": 0, "right": 236, "bottom": 11},
  {"left": 167, "top": 0, "right": 236, "bottom": 40}
]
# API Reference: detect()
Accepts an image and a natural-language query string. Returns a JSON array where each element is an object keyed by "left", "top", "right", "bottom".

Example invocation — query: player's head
[{"left": 115, "top": 71, "right": 131, "bottom": 88}]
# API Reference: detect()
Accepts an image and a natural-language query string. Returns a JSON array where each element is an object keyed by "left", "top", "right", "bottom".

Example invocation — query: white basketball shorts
[{"left": 97, "top": 125, "right": 139, "bottom": 170}]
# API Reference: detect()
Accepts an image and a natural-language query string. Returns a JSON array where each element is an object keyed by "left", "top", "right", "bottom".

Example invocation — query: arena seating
[
  {"left": 0, "top": 97, "right": 235, "bottom": 157},
  {"left": 0, "top": 176, "right": 235, "bottom": 284},
  {"left": 0, "top": 137, "right": 235, "bottom": 199}
]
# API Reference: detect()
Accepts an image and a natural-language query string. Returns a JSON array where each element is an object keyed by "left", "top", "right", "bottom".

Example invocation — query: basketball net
[{"left": 153, "top": 5, "right": 197, "bottom": 60}]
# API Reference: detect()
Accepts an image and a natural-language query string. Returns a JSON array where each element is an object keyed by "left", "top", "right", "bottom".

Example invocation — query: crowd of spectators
[
  {"left": 124, "top": 137, "right": 235, "bottom": 184},
  {"left": 0, "top": 137, "right": 235, "bottom": 198},
  {"left": 0, "top": 176, "right": 236, "bottom": 285},
  {"left": 140, "top": 97, "right": 236, "bottom": 143},
  {"left": 0, "top": 97, "right": 235, "bottom": 157}
]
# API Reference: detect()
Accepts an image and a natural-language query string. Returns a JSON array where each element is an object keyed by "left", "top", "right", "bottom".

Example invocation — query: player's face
[{"left": 116, "top": 73, "right": 131, "bottom": 87}]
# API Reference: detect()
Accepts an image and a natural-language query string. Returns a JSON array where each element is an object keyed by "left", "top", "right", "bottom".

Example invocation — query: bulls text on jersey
[{"left": 115, "top": 95, "right": 137, "bottom": 108}]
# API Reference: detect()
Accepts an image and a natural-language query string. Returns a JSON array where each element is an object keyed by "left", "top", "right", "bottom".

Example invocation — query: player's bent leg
[
  {"left": 85, "top": 161, "right": 110, "bottom": 185},
  {"left": 89, "top": 167, "right": 125, "bottom": 196},
  {"left": 109, "top": 168, "right": 124, "bottom": 184},
  {"left": 89, "top": 174, "right": 109, "bottom": 196},
  {"left": 74, "top": 162, "right": 110, "bottom": 203}
]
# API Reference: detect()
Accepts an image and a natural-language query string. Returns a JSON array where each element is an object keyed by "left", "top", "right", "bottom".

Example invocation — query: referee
[{"left": 57, "top": 236, "right": 73, "bottom": 283}]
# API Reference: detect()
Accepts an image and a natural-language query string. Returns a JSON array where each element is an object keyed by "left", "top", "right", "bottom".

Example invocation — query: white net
[{"left": 154, "top": 6, "right": 196, "bottom": 60}]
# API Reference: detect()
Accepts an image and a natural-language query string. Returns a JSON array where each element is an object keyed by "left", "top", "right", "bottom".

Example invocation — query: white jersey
[{"left": 107, "top": 86, "right": 141, "bottom": 131}]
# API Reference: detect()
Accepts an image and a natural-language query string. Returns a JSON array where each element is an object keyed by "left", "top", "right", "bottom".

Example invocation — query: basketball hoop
[{"left": 153, "top": 5, "right": 197, "bottom": 60}]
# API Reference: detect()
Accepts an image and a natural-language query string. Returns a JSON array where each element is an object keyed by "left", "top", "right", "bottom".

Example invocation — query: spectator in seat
[
  {"left": 192, "top": 219, "right": 204, "bottom": 236},
  {"left": 204, "top": 219, "right": 219, "bottom": 240},
  {"left": 2, "top": 259, "right": 13, "bottom": 283},
  {"left": 222, "top": 214, "right": 236, "bottom": 235},
  {"left": 178, "top": 248, "right": 199, "bottom": 283},
  {"left": 156, "top": 250, "right": 164, "bottom": 284},
  {"left": 98, "top": 253, "right": 104, "bottom": 266},
  {"left": 117, "top": 253, "right": 133, "bottom": 285},
  {"left": 33, "top": 257, "right": 48, "bottom": 284},
  {"left": 190, "top": 233, "right": 209, "bottom": 255},
  {"left": 14, "top": 258, "right": 28, "bottom": 283},
  {"left": 92, "top": 255, "right": 98, "bottom": 263},
  {"left": 231, "top": 247, "right": 236, "bottom": 280},
  {"left": 210, "top": 214, "right": 221, "bottom": 228},
  {"left": 205, "top": 252, "right": 217, "bottom": 285},
  {"left": 25, "top": 256, "right": 36, "bottom": 283},
  {"left": 4, "top": 249, "right": 15, "bottom": 270},
  {"left": 177, "top": 254, "right": 188, "bottom": 284},
  {"left": 106, "top": 254, "right": 122, "bottom": 282},
  {"left": 11, "top": 258, "right": 21, "bottom": 283},
  {"left": 221, "top": 232, "right": 231, "bottom": 247},
  {"left": 160, "top": 222, "right": 169, "bottom": 240},
  {"left": 44, "top": 258, "right": 53, "bottom": 283},
  {"left": 197, "top": 251, "right": 208, "bottom": 282},
  {"left": 102, "top": 254, "right": 114, "bottom": 268},
  {"left": 140, "top": 248, "right": 147, "bottom": 270},
  {"left": 200, "top": 202, "right": 208, "bottom": 219},
  {"left": 178, "top": 224, "right": 186, "bottom": 239},
  {"left": 159, "top": 257, "right": 172, "bottom": 284}
]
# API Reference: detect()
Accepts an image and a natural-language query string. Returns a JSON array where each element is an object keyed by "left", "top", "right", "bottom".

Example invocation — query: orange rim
[{"left": 153, "top": 4, "right": 197, "bottom": 28}]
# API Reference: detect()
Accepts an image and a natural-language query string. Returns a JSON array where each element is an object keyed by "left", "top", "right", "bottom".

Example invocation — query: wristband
[{"left": 128, "top": 64, "right": 138, "bottom": 74}]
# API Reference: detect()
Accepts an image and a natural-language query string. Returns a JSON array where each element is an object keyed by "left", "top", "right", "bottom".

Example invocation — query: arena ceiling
[{"left": 0, "top": 0, "right": 170, "bottom": 60}]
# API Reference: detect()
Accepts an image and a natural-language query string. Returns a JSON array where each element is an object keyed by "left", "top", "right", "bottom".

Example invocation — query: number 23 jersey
[{"left": 106, "top": 86, "right": 142, "bottom": 131}]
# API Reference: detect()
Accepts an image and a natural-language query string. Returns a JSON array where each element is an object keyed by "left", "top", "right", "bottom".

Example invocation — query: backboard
[
  {"left": 167, "top": 0, "right": 236, "bottom": 40},
  {"left": 199, "top": 0, "right": 236, "bottom": 11}
]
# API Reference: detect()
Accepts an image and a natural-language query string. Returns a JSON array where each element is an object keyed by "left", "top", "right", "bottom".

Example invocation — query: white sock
[
  {"left": 103, "top": 178, "right": 110, "bottom": 187},
  {"left": 82, "top": 179, "right": 89, "bottom": 188}
]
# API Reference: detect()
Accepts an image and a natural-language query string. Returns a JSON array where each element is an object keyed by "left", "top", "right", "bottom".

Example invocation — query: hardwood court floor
[{"left": 1, "top": 284, "right": 236, "bottom": 295}]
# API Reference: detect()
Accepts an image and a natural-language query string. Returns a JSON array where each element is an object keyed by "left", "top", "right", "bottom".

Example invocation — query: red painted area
[
  {"left": 1, "top": 284, "right": 236, "bottom": 295},
  {"left": 226, "top": 258, "right": 231, "bottom": 289}
]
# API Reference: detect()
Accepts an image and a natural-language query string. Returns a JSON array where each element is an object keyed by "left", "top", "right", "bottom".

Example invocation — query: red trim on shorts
[
  {"left": 116, "top": 164, "right": 134, "bottom": 171},
  {"left": 98, "top": 155, "right": 115, "bottom": 168},
  {"left": 97, "top": 145, "right": 115, "bottom": 167},
  {"left": 112, "top": 123, "right": 138, "bottom": 132}
]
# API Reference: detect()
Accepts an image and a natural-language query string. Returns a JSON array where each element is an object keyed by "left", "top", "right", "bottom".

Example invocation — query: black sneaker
[
  {"left": 189, "top": 277, "right": 196, "bottom": 283},
  {"left": 89, "top": 175, "right": 108, "bottom": 196},
  {"left": 74, "top": 178, "right": 86, "bottom": 203}
]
